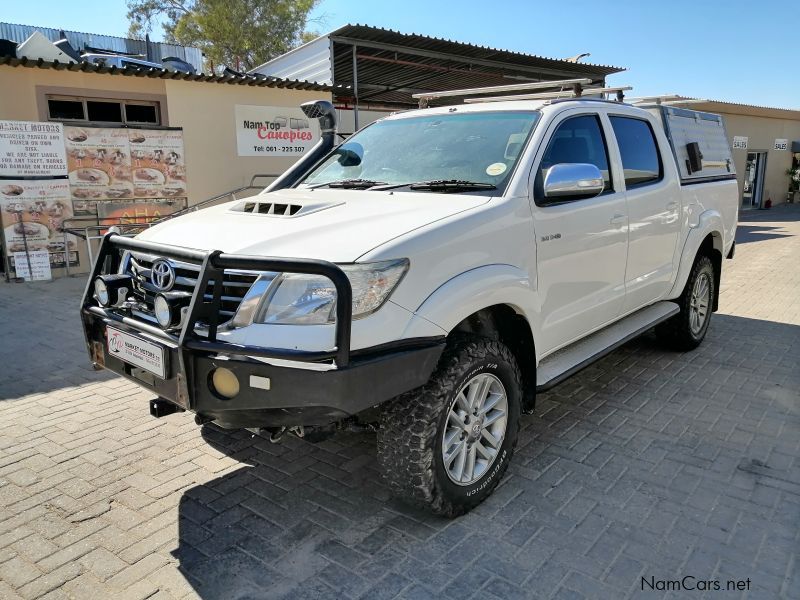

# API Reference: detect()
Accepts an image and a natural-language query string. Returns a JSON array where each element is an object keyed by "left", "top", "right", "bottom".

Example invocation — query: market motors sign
[
  {"left": 0, "top": 120, "right": 67, "bottom": 177},
  {"left": 235, "top": 105, "right": 319, "bottom": 157}
]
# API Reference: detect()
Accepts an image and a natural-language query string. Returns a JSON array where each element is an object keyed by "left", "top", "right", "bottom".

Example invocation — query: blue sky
[{"left": 3, "top": 0, "right": 797, "bottom": 108}]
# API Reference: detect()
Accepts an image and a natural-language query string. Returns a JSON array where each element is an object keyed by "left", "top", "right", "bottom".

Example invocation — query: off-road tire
[
  {"left": 377, "top": 337, "right": 522, "bottom": 517},
  {"left": 656, "top": 254, "right": 715, "bottom": 351}
]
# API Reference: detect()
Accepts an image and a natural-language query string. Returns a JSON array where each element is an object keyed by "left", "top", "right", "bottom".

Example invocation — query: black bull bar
[{"left": 80, "top": 234, "right": 445, "bottom": 426}]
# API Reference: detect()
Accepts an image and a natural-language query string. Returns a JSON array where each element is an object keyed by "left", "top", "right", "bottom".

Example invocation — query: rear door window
[{"left": 609, "top": 116, "right": 663, "bottom": 188}]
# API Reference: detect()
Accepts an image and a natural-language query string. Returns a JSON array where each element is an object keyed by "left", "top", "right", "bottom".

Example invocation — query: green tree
[{"left": 127, "top": 0, "right": 321, "bottom": 72}]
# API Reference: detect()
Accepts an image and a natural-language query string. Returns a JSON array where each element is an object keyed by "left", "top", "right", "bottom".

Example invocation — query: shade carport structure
[{"left": 252, "top": 24, "right": 625, "bottom": 128}]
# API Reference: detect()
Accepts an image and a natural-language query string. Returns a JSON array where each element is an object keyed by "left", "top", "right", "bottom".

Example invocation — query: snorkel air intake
[{"left": 265, "top": 100, "right": 337, "bottom": 192}]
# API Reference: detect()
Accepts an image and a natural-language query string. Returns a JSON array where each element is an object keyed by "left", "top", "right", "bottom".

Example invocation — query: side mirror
[{"left": 543, "top": 163, "right": 604, "bottom": 200}]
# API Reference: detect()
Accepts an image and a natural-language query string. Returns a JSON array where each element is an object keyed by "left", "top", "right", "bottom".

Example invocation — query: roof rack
[
  {"left": 627, "top": 95, "right": 707, "bottom": 106},
  {"left": 411, "top": 78, "right": 593, "bottom": 108},
  {"left": 464, "top": 85, "right": 632, "bottom": 104}
]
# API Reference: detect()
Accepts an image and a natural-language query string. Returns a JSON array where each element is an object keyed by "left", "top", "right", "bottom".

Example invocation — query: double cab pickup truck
[{"left": 82, "top": 92, "right": 738, "bottom": 516}]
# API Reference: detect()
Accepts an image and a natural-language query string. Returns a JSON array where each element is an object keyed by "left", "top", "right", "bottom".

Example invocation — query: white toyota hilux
[{"left": 82, "top": 94, "right": 738, "bottom": 516}]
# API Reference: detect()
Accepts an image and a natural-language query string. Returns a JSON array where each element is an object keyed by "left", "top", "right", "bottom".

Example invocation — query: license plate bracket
[{"left": 106, "top": 326, "right": 166, "bottom": 379}]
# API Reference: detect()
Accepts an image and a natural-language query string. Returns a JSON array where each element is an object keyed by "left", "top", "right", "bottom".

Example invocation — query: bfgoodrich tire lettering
[{"left": 377, "top": 337, "right": 521, "bottom": 517}]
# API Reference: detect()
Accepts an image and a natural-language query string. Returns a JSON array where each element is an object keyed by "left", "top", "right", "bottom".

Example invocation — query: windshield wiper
[
  {"left": 308, "top": 179, "right": 387, "bottom": 190},
  {"left": 374, "top": 179, "right": 497, "bottom": 193}
]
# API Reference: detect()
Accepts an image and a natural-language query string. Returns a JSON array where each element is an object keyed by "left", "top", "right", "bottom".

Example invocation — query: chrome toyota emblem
[{"left": 150, "top": 259, "right": 175, "bottom": 291}]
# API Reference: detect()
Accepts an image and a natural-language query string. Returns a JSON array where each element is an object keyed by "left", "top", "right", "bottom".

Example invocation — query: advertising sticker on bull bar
[{"left": 235, "top": 105, "right": 320, "bottom": 157}]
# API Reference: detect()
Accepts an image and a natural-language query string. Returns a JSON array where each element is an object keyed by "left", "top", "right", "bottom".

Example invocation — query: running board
[{"left": 536, "top": 301, "right": 680, "bottom": 391}]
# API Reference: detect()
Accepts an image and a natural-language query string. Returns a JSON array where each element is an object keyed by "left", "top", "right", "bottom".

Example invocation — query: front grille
[{"left": 127, "top": 253, "right": 260, "bottom": 320}]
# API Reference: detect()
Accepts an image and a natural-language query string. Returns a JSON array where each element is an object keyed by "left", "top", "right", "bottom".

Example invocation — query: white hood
[{"left": 136, "top": 188, "right": 489, "bottom": 262}]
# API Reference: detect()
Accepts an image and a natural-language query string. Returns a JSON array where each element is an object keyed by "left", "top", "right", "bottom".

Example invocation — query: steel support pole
[{"left": 352, "top": 44, "right": 359, "bottom": 130}]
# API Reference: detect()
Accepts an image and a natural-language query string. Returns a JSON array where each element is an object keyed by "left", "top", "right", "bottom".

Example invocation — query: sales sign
[
  {"left": 0, "top": 120, "right": 67, "bottom": 177},
  {"left": 732, "top": 136, "right": 748, "bottom": 150},
  {"left": 235, "top": 105, "right": 319, "bottom": 157},
  {"left": 774, "top": 139, "right": 788, "bottom": 151}
]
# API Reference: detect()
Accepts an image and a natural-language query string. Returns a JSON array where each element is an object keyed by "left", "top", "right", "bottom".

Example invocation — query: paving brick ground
[{"left": 1, "top": 206, "right": 798, "bottom": 600}]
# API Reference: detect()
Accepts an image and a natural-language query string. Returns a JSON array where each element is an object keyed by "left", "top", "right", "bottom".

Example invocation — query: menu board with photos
[
  {"left": 63, "top": 125, "right": 187, "bottom": 203},
  {"left": 0, "top": 179, "right": 78, "bottom": 269},
  {"left": 64, "top": 126, "right": 133, "bottom": 202},
  {"left": 129, "top": 129, "right": 186, "bottom": 199}
]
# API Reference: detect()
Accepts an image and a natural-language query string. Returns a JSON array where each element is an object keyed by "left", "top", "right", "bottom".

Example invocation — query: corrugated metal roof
[
  {"left": 0, "top": 55, "right": 334, "bottom": 91},
  {"left": 254, "top": 23, "right": 625, "bottom": 108},
  {"left": 330, "top": 24, "right": 624, "bottom": 74},
  {"left": 671, "top": 97, "right": 800, "bottom": 120},
  {"left": 0, "top": 21, "right": 204, "bottom": 72}
]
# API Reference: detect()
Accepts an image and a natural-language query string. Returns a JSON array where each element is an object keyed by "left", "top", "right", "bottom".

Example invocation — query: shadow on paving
[
  {"left": 735, "top": 224, "right": 794, "bottom": 245},
  {"left": 170, "top": 314, "right": 800, "bottom": 600}
]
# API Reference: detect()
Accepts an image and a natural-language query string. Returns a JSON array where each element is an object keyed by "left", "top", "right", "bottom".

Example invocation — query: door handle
[
  {"left": 610, "top": 213, "right": 626, "bottom": 225},
  {"left": 666, "top": 201, "right": 679, "bottom": 211}
]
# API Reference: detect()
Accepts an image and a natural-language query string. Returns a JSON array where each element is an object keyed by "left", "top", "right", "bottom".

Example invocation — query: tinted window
[
  {"left": 86, "top": 101, "right": 123, "bottom": 123},
  {"left": 48, "top": 99, "right": 84, "bottom": 120},
  {"left": 125, "top": 103, "right": 159, "bottom": 124},
  {"left": 537, "top": 114, "right": 612, "bottom": 199},
  {"left": 610, "top": 116, "right": 662, "bottom": 187}
]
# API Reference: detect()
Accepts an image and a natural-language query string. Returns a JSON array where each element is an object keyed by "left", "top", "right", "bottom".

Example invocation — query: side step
[{"left": 536, "top": 301, "right": 679, "bottom": 391}]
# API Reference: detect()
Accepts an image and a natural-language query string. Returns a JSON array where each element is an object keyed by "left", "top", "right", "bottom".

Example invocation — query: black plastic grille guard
[{"left": 81, "top": 233, "right": 353, "bottom": 368}]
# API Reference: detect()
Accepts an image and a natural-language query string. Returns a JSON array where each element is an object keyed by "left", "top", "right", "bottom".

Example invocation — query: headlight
[{"left": 256, "top": 259, "right": 409, "bottom": 325}]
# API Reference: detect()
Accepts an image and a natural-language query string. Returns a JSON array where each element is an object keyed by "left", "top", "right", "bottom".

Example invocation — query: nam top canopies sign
[
  {"left": 0, "top": 121, "right": 68, "bottom": 177},
  {"left": 235, "top": 105, "right": 319, "bottom": 157}
]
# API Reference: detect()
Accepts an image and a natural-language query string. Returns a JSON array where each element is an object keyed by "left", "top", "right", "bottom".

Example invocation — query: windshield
[{"left": 299, "top": 111, "right": 540, "bottom": 194}]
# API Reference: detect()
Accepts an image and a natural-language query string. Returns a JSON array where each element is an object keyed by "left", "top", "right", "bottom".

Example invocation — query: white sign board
[
  {"left": 13, "top": 250, "right": 52, "bottom": 281},
  {"left": 732, "top": 136, "right": 749, "bottom": 150},
  {"left": 235, "top": 105, "right": 319, "bottom": 157},
  {"left": 774, "top": 138, "right": 788, "bottom": 151},
  {"left": 0, "top": 120, "right": 67, "bottom": 177},
  {"left": 106, "top": 327, "right": 166, "bottom": 378}
]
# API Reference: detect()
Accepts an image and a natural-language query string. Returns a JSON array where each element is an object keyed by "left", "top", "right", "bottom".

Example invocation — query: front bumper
[{"left": 81, "top": 234, "right": 444, "bottom": 428}]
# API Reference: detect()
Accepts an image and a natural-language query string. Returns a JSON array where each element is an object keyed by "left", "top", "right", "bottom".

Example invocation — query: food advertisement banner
[
  {"left": 0, "top": 120, "right": 67, "bottom": 177},
  {"left": 235, "top": 105, "right": 319, "bottom": 157},
  {"left": 97, "top": 198, "right": 186, "bottom": 226},
  {"left": 64, "top": 126, "right": 186, "bottom": 202},
  {"left": 64, "top": 126, "right": 133, "bottom": 202},
  {"left": 129, "top": 129, "right": 186, "bottom": 199},
  {"left": 0, "top": 179, "right": 78, "bottom": 269}
]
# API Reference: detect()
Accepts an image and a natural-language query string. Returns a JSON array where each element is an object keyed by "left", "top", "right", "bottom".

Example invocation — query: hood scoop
[{"left": 230, "top": 198, "right": 343, "bottom": 218}]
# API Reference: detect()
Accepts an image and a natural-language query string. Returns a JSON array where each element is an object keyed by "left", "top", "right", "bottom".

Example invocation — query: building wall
[
  {"left": 0, "top": 65, "right": 331, "bottom": 278},
  {"left": 0, "top": 66, "right": 331, "bottom": 206},
  {"left": 163, "top": 79, "right": 326, "bottom": 204},
  {"left": 690, "top": 104, "right": 800, "bottom": 207},
  {"left": 0, "top": 66, "right": 168, "bottom": 122}
]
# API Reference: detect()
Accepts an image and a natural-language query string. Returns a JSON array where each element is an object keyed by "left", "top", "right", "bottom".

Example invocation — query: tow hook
[
  {"left": 268, "top": 426, "right": 304, "bottom": 443},
  {"left": 260, "top": 419, "right": 379, "bottom": 444},
  {"left": 149, "top": 398, "right": 184, "bottom": 418}
]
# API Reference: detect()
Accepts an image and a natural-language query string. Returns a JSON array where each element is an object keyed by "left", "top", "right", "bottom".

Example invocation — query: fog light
[
  {"left": 211, "top": 367, "right": 240, "bottom": 399},
  {"left": 94, "top": 278, "right": 109, "bottom": 306},
  {"left": 153, "top": 291, "right": 191, "bottom": 329},
  {"left": 94, "top": 274, "right": 132, "bottom": 307}
]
